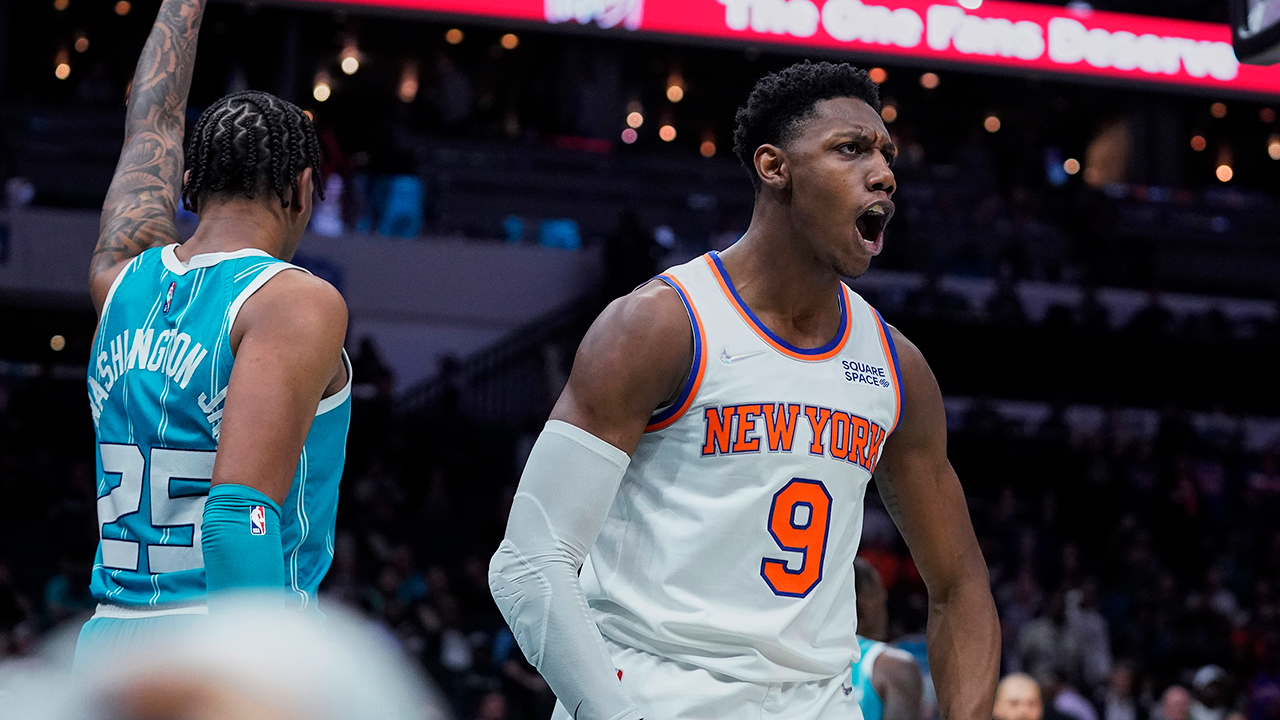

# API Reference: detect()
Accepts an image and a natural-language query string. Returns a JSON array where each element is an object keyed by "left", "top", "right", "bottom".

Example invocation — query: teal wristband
[{"left": 202, "top": 483, "right": 288, "bottom": 609}]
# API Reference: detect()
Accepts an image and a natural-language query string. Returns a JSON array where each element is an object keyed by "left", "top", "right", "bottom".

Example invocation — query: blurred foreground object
[{"left": 0, "top": 597, "right": 452, "bottom": 720}]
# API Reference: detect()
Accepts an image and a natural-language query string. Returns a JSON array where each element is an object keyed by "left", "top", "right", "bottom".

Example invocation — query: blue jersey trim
[
  {"left": 871, "top": 308, "right": 903, "bottom": 433},
  {"left": 646, "top": 274, "right": 704, "bottom": 432},
  {"left": 707, "top": 251, "right": 849, "bottom": 358}
]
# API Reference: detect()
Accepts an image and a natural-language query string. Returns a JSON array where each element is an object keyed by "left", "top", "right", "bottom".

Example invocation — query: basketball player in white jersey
[{"left": 489, "top": 62, "right": 999, "bottom": 720}]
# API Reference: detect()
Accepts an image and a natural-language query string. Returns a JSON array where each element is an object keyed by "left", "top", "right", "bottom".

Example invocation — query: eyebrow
[{"left": 836, "top": 129, "right": 898, "bottom": 158}]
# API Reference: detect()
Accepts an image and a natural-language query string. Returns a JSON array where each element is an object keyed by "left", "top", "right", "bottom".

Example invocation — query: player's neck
[
  {"left": 181, "top": 201, "right": 294, "bottom": 261},
  {"left": 721, "top": 212, "right": 843, "bottom": 322}
]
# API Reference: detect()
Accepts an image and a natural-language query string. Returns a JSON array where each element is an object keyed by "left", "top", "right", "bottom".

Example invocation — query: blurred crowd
[{"left": 4, "top": 317, "right": 1280, "bottom": 720}]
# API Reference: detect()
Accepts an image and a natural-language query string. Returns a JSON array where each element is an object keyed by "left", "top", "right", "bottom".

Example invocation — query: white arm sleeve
[{"left": 488, "top": 420, "right": 642, "bottom": 720}]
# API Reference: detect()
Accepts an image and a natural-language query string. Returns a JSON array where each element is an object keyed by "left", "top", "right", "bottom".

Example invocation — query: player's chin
[{"left": 834, "top": 245, "right": 875, "bottom": 279}]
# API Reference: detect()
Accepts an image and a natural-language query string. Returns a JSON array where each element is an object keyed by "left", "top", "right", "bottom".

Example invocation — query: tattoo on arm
[
  {"left": 92, "top": 0, "right": 207, "bottom": 287},
  {"left": 874, "top": 473, "right": 904, "bottom": 520}
]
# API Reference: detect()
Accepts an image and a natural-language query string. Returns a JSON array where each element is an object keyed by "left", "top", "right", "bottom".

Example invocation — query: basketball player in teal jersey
[
  {"left": 852, "top": 558, "right": 923, "bottom": 720},
  {"left": 78, "top": 0, "right": 350, "bottom": 663}
]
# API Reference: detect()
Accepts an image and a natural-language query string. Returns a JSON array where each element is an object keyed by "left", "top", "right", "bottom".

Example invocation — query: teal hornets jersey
[
  {"left": 853, "top": 636, "right": 887, "bottom": 720},
  {"left": 87, "top": 244, "right": 350, "bottom": 612}
]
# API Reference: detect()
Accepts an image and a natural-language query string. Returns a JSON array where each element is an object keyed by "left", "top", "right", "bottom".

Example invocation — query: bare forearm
[
  {"left": 926, "top": 578, "right": 1000, "bottom": 720},
  {"left": 884, "top": 693, "right": 922, "bottom": 720},
  {"left": 93, "top": 0, "right": 206, "bottom": 280}
]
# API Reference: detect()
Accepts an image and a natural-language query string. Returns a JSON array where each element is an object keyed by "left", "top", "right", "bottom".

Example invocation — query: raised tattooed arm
[{"left": 90, "top": 0, "right": 207, "bottom": 312}]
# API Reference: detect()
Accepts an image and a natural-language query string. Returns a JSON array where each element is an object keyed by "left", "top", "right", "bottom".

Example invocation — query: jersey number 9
[{"left": 761, "top": 478, "right": 832, "bottom": 598}]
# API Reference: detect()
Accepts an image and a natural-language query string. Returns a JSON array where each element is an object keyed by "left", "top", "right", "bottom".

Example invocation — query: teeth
[{"left": 864, "top": 206, "right": 885, "bottom": 217}]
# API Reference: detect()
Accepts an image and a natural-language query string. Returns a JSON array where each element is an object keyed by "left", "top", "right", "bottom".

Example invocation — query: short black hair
[
  {"left": 182, "top": 90, "right": 324, "bottom": 213},
  {"left": 733, "top": 61, "right": 881, "bottom": 192}
]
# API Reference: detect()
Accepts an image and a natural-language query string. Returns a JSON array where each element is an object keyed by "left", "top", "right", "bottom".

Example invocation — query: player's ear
[
  {"left": 754, "top": 144, "right": 789, "bottom": 192},
  {"left": 292, "top": 167, "right": 313, "bottom": 216}
]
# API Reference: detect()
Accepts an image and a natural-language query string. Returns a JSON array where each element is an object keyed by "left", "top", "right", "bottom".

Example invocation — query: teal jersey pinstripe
[{"left": 87, "top": 244, "right": 350, "bottom": 611}]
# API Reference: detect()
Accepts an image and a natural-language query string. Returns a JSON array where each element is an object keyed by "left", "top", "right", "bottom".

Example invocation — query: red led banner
[{"left": 312, "top": 0, "right": 1280, "bottom": 96}]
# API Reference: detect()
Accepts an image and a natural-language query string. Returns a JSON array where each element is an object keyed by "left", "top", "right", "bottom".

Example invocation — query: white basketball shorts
[{"left": 550, "top": 637, "right": 863, "bottom": 720}]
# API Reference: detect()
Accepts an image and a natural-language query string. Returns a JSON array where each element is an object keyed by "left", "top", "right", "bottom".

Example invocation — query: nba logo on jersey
[
  {"left": 162, "top": 281, "right": 176, "bottom": 314},
  {"left": 249, "top": 505, "right": 267, "bottom": 535}
]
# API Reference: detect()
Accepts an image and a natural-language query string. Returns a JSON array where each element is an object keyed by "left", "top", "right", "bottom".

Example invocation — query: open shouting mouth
[{"left": 854, "top": 200, "right": 894, "bottom": 256}]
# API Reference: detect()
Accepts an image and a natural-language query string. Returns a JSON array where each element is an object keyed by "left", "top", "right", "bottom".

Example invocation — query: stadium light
[
  {"left": 1063, "top": 158, "right": 1081, "bottom": 175},
  {"left": 667, "top": 71, "right": 685, "bottom": 103},
  {"left": 53, "top": 0, "right": 69, "bottom": 11},
  {"left": 700, "top": 139, "right": 716, "bottom": 157},
  {"left": 621, "top": 128, "right": 638, "bottom": 144},
  {"left": 1262, "top": 108, "right": 1276, "bottom": 123},
  {"left": 339, "top": 36, "right": 361, "bottom": 76},
  {"left": 501, "top": 33, "right": 519, "bottom": 50},
  {"left": 399, "top": 63, "right": 419, "bottom": 103},
  {"left": 659, "top": 124, "right": 677, "bottom": 142},
  {"left": 445, "top": 29, "right": 464, "bottom": 44},
  {"left": 1216, "top": 145, "right": 1233, "bottom": 181},
  {"left": 313, "top": 72, "right": 332, "bottom": 102},
  {"left": 627, "top": 111, "right": 644, "bottom": 129},
  {"left": 920, "top": 72, "right": 940, "bottom": 89},
  {"left": 1268, "top": 135, "right": 1280, "bottom": 160},
  {"left": 881, "top": 104, "right": 898, "bottom": 123},
  {"left": 1191, "top": 135, "right": 1207, "bottom": 152},
  {"left": 54, "top": 49, "right": 71, "bottom": 81},
  {"left": 75, "top": 33, "right": 89, "bottom": 53},
  {"left": 984, "top": 114, "right": 1001, "bottom": 133},
  {"left": 114, "top": 1, "right": 131, "bottom": 15},
  {"left": 869, "top": 68, "right": 888, "bottom": 84},
  {"left": 1210, "top": 102, "right": 1228, "bottom": 118}
]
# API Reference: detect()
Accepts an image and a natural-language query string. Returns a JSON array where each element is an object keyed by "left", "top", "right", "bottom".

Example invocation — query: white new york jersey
[{"left": 579, "top": 251, "right": 903, "bottom": 685}]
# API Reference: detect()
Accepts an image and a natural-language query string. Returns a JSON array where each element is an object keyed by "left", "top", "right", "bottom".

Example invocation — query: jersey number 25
[{"left": 98, "top": 443, "right": 216, "bottom": 574}]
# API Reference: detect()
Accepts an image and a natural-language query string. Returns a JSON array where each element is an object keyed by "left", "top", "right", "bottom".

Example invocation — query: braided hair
[{"left": 182, "top": 90, "right": 324, "bottom": 213}]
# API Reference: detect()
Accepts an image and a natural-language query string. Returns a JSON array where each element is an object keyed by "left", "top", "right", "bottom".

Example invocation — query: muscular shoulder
[
  {"left": 232, "top": 269, "right": 348, "bottom": 350},
  {"left": 596, "top": 279, "right": 691, "bottom": 366},
  {"left": 885, "top": 325, "right": 932, "bottom": 396},
  {"left": 549, "top": 279, "right": 693, "bottom": 454}
]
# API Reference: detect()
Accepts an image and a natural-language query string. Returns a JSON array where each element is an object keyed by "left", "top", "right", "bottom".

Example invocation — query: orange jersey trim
[
  {"left": 646, "top": 273, "right": 707, "bottom": 433},
  {"left": 703, "top": 253, "right": 851, "bottom": 362},
  {"left": 872, "top": 308, "right": 903, "bottom": 433}
]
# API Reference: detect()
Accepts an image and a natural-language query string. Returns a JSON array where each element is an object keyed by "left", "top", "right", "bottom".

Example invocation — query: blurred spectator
[
  {"left": 1106, "top": 663, "right": 1143, "bottom": 720},
  {"left": 1247, "top": 650, "right": 1280, "bottom": 720},
  {"left": 430, "top": 53, "right": 475, "bottom": 131},
  {"left": 1192, "top": 666, "right": 1232, "bottom": 720},
  {"left": 994, "top": 673, "right": 1044, "bottom": 720},
  {"left": 1157, "top": 686, "right": 1194, "bottom": 720},
  {"left": 475, "top": 690, "right": 510, "bottom": 720},
  {"left": 602, "top": 209, "right": 658, "bottom": 303},
  {"left": 1051, "top": 673, "right": 1101, "bottom": 720},
  {"left": 1068, "top": 579, "right": 1113, "bottom": 690}
]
